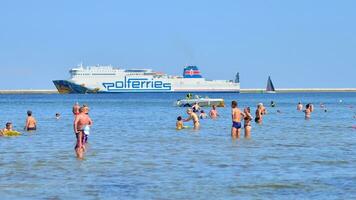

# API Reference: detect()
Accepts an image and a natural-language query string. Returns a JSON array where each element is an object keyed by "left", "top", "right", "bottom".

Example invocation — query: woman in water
[
  {"left": 244, "top": 107, "right": 253, "bottom": 138},
  {"left": 255, "top": 104, "right": 263, "bottom": 124}
]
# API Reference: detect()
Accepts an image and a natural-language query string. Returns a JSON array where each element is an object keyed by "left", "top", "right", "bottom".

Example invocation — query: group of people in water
[
  {"left": 177, "top": 100, "right": 323, "bottom": 139},
  {"left": 0, "top": 110, "right": 37, "bottom": 136},
  {"left": 1, "top": 97, "right": 353, "bottom": 159},
  {"left": 72, "top": 103, "right": 93, "bottom": 159}
]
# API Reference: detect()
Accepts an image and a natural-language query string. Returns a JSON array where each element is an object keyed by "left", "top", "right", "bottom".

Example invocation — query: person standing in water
[
  {"left": 297, "top": 102, "right": 303, "bottom": 111},
  {"left": 304, "top": 103, "right": 312, "bottom": 119},
  {"left": 72, "top": 102, "right": 80, "bottom": 116},
  {"left": 243, "top": 107, "right": 253, "bottom": 138},
  {"left": 73, "top": 106, "right": 93, "bottom": 159},
  {"left": 209, "top": 105, "right": 219, "bottom": 119},
  {"left": 255, "top": 104, "right": 263, "bottom": 124},
  {"left": 24, "top": 110, "right": 37, "bottom": 131},
  {"left": 183, "top": 108, "right": 200, "bottom": 129},
  {"left": 231, "top": 101, "right": 245, "bottom": 139}
]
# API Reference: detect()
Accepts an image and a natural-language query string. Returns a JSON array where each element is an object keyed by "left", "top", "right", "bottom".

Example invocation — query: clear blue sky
[{"left": 0, "top": 0, "right": 355, "bottom": 89}]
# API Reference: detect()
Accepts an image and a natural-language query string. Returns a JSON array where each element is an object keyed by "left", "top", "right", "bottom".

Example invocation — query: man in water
[
  {"left": 297, "top": 102, "right": 303, "bottom": 111},
  {"left": 73, "top": 106, "right": 93, "bottom": 159},
  {"left": 183, "top": 108, "right": 200, "bottom": 129},
  {"left": 24, "top": 110, "right": 37, "bottom": 131},
  {"left": 209, "top": 105, "right": 219, "bottom": 119},
  {"left": 304, "top": 103, "right": 312, "bottom": 119},
  {"left": 231, "top": 101, "right": 245, "bottom": 139},
  {"left": 72, "top": 102, "right": 80, "bottom": 116}
]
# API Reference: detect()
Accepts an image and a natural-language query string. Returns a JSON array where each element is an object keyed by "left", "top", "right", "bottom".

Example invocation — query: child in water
[
  {"left": 199, "top": 110, "right": 208, "bottom": 119},
  {"left": 176, "top": 116, "right": 184, "bottom": 130},
  {"left": 0, "top": 122, "right": 13, "bottom": 136}
]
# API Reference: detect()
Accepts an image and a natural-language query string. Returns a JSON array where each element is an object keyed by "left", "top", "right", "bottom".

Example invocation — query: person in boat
[
  {"left": 73, "top": 106, "right": 93, "bottom": 159},
  {"left": 209, "top": 105, "right": 219, "bottom": 119},
  {"left": 297, "top": 102, "right": 303, "bottom": 111},
  {"left": 192, "top": 102, "right": 201, "bottom": 113},
  {"left": 24, "top": 110, "right": 37, "bottom": 131},
  {"left": 183, "top": 108, "right": 200, "bottom": 129},
  {"left": 199, "top": 110, "right": 208, "bottom": 119},
  {"left": 176, "top": 116, "right": 184, "bottom": 130},
  {"left": 72, "top": 102, "right": 80, "bottom": 116},
  {"left": 186, "top": 93, "right": 193, "bottom": 99},
  {"left": 243, "top": 107, "right": 252, "bottom": 138},
  {"left": 270, "top": 101, "right": 276, "bottom": 107},
  {"left": 231, "top": 101, "right": 246, "bottom": 139},
  {"left": 0, "top": 122, "right": 14, "bottom": 136},
  {"left": 255, "top": 104, "right": 263, "bottom": 124},
  {"left": 304, "top": 103, "right": 312, "bottom": 119}
]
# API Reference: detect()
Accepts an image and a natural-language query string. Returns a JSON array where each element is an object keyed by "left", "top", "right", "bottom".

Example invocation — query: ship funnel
[{"left": 183, "top": 66, "right": 202, "bottom": 78}]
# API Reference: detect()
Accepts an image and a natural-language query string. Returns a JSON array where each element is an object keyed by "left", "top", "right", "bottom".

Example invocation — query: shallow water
[{"left": 0, "top": 93, "right": 355, "bottom": 199}]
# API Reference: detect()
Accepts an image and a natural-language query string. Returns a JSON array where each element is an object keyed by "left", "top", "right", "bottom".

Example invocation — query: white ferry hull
[{"left": 53, "top": 65, "right": 240, "bottom": 94}]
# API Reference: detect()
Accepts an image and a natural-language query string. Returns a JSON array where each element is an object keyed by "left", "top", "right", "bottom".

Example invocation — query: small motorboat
[{"left": 176, "top": 95, "right": 225, "bottom": 107}]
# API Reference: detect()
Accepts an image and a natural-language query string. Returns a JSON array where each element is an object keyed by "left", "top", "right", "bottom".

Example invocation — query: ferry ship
[{"left": 53, "top": 65, "right": 240, "bottom": 93}]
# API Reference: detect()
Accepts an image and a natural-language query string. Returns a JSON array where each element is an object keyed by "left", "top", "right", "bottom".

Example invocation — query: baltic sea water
[{"left": 0, "top": 93, "right": 355, "bottom": 199}]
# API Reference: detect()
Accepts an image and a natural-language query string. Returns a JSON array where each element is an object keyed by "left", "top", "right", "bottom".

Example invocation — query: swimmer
[
  {"left": 209, "top": 105, "right": 219, "bottom": 119},
  {"left": 255, "top": 104, "right": 263, "bottom": 124},
  {"left": 231, "top": 101, "right": 246, "bottom": 139},
  {"left": 183, "top": 108, "right": 200, "bottom": 129},
  {"left": 0, "top": 122, "right": 14, "bottom": 136},
  {"left": 176, "top": 116, "right": 184, "bottom": 130},
  {"left": 243, "top": 107, "right": 252, "bottom": 138},
  {"left": 277, "top": 110, "right": 282, "bottom": 113},
  {"left": 199, "top": 110, "right": 208, "bottom": 119},
  {"left": 72, "top": 102, "right": 80, "bottom": 116},
  {"left": 270, "top": 101, "right": 276, "bottom": 107},
  {"left": 297, "top": 102, "right": 303, "bottom": 111},
  {"left": 55, "top": 113, "right": 61, "bottom": 120},
  {"left": 24, "top": 110, "right": 37, "bottom": 131},
  {"left": 304, "top": 104, "right": 312, "bottom": 119},
  {"left": 73, "top": 106, "right": 93, "bottom": 159}
]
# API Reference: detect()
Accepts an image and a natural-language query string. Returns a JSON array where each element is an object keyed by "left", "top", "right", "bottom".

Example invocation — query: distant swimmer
[
  {"left": 72, "top": 102, "right": 80, "bottom": 116},
  {"left": 277, "top": 110, "right": 282, "bottom": 113},
  {"left": 231, "top": 101, "right": 246, "bottom": 139},
  {"left": 55, "top": 113, "right": 61, "bottom": 120},
  {"left": 255, "top": 104, "right": 263, "bottom": 124},
  {"left": 270, "top": 101, "right": 276, "bottom": 107},
  {"left": 199, "top": 110, "right": 208, "bottom": 119},
  {"left": 297, "top": 102, "right": 303, "bottom": 111},
  {"left": 209, "top": 105, "right": 219, "bottom": 119},
  {"left": 73, "top": 106, "right": 93, "bottom": 159},
  {"left": 243, "top": 107, "right": 252, "bottom": 138},
  {"left": 304, "top": 103, "right": 312, "bottom": 119},
  {"left": 176, "top": 116, "right": 184, "bottom": 130},
  {"left": 183, "top": 108, "right": 200, "bottom": 129},
  {"left": 24, "top": 110, "right": 37, "bottom": 131}
]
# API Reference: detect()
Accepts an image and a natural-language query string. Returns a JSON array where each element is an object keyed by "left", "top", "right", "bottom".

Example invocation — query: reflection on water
[{"left": 0, "top": 93, "right": 356, "bottom": 199}]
